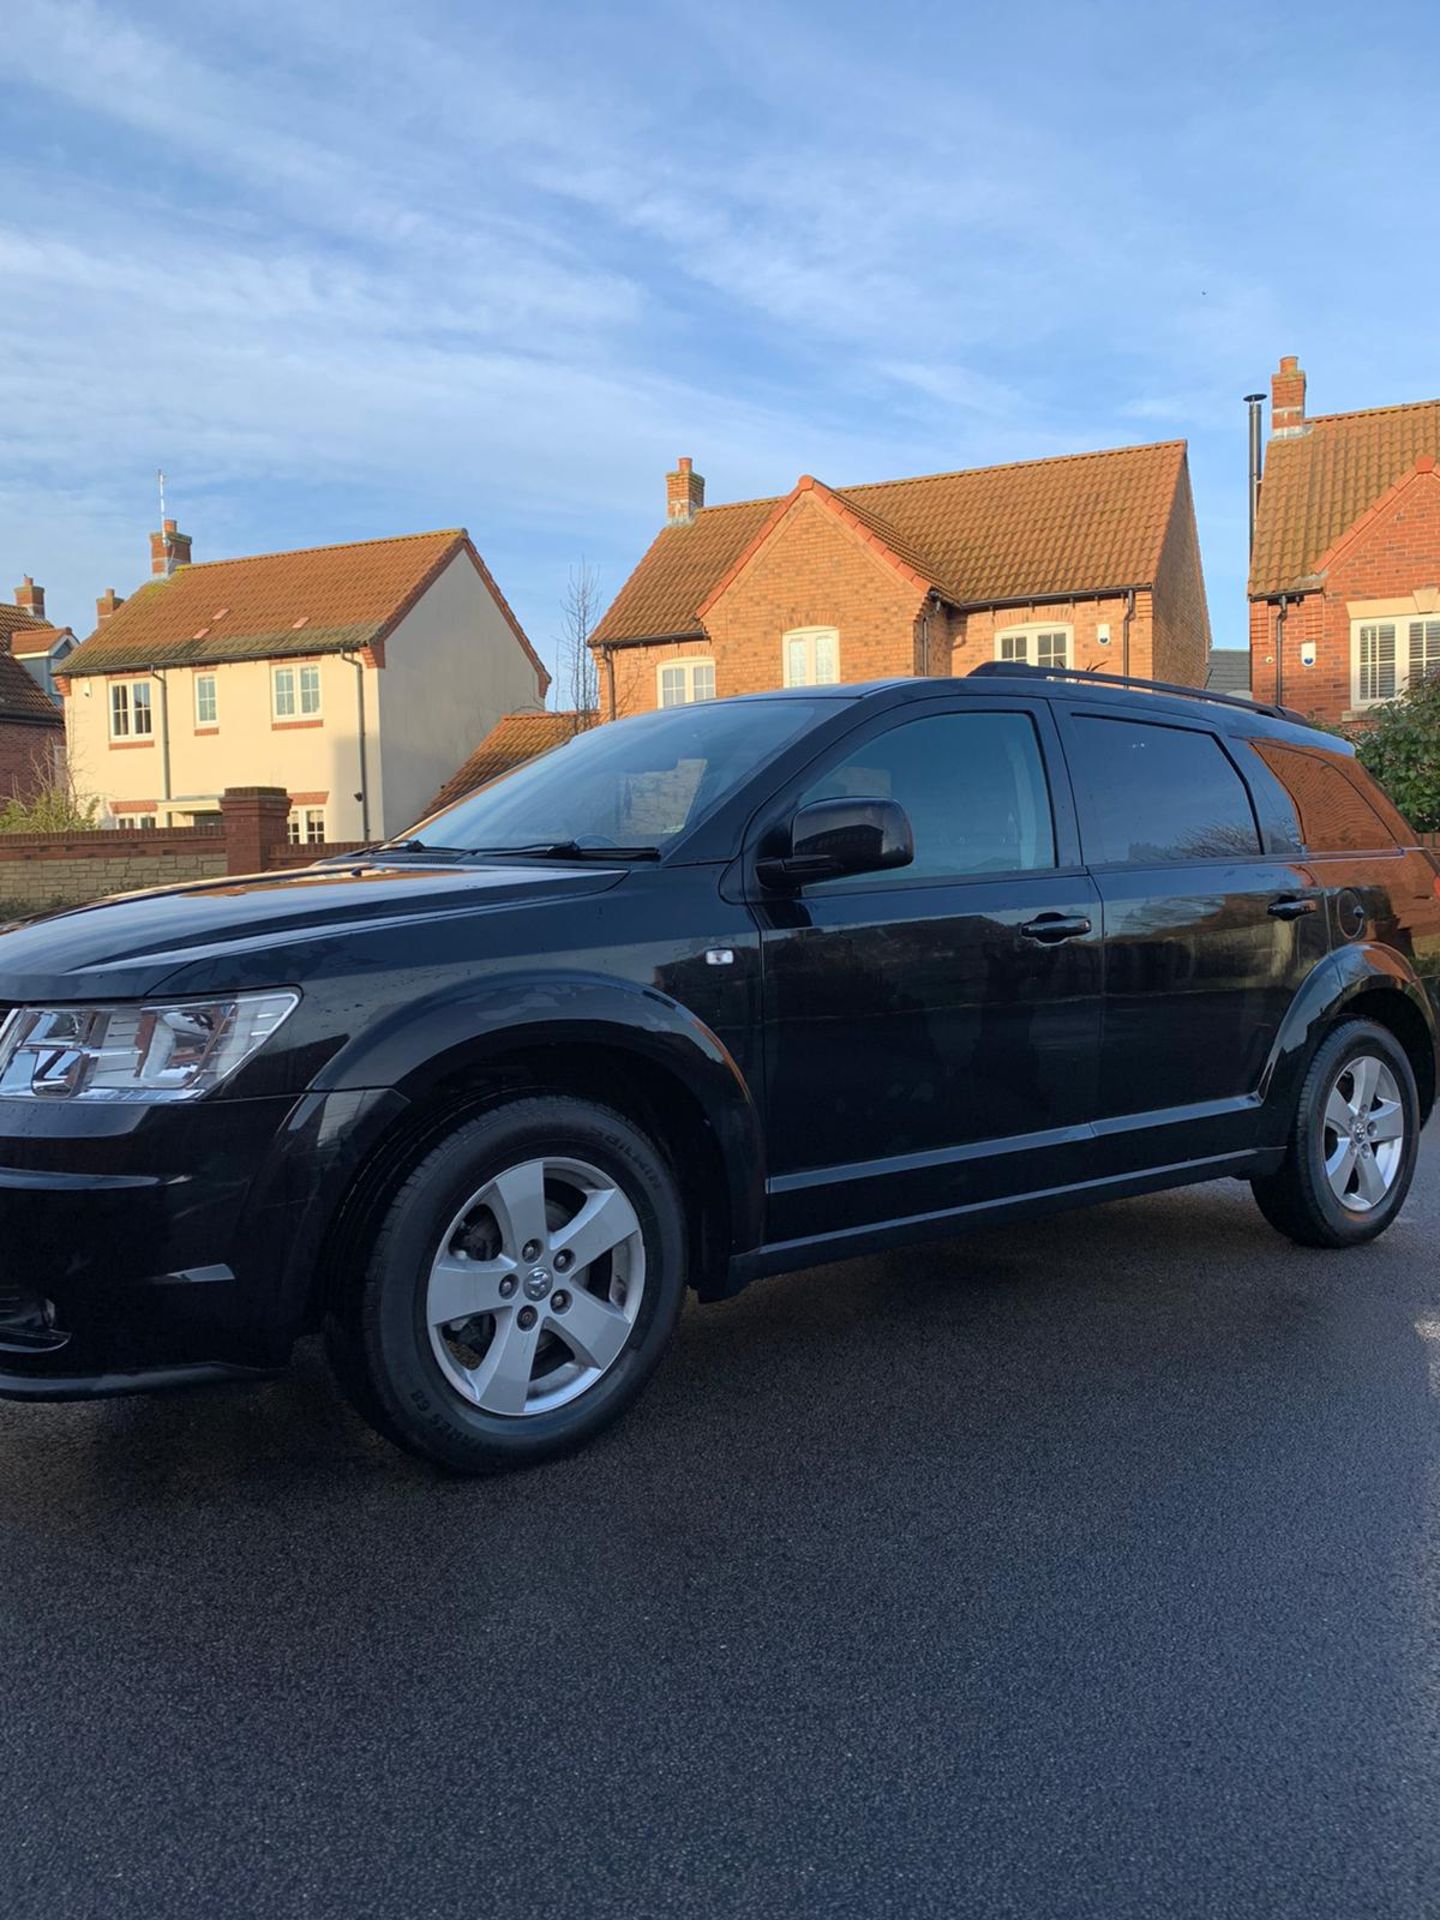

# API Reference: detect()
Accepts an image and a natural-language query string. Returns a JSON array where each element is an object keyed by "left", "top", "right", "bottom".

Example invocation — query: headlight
[{"left": 0, "top": 992, "right": 299, "bottom": 1102}]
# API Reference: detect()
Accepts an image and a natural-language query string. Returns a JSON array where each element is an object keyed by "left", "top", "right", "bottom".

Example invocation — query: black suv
[{"left": 1, "top": 667, "right": 1437, "bottom": 1471}]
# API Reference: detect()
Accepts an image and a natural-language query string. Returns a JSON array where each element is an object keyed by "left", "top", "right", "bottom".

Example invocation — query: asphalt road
[{"left": 4, "top": 1143, "right": 1439, "bottom": 1920}]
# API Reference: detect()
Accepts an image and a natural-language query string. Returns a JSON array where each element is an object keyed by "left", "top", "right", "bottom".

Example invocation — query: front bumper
[{"left": 0, "top": 1094, "right": 305, "bottom": 1397}]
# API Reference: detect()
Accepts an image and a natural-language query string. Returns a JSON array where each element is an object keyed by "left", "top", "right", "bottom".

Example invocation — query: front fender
[
  {"left": 1258, "top": 942, "right": 1439, "bottom": 1146},
  {"left": 309, "top": 966, "right": 766, "bottom": 1261}
]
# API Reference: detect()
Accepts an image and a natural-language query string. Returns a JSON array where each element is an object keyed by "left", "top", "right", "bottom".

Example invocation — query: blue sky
[{"left": 2, "top": 0, "right": 1437, "bottom": 683}]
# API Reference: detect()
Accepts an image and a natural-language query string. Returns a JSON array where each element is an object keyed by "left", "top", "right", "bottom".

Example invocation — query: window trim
[
  {"left": 751, "top": 697, "right": 1080, "bottom": 893},
  {"left": 1350, "top": 614, "right": 1440, "bottom": 709},
  {"left": 287, "top": 805, "right": 327, "bottom": 846},
  {"left": 108, "top": 676, "right": 154, "bottom": 741},
  {"left": 194, "top": 671, "right": 218, "bottom": 729},
  {"left": 994, "top": 623, "right": 1071, "bottom": 670},
  {"left": 656, "top": 656, "right": 716, "bottom": 707},
  {"left": 272, "top": 661, "right": 323, "bottom": 723},
  {"left": 1061, "top": 707, "right": 1266, "bottom": 869},
  {"left": 781, "top": 626, "right": 841, "bottom": 689}
]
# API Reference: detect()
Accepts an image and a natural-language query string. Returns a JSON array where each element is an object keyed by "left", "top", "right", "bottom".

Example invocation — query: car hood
[{"left": 0, "top": 857, "right": 629, "bottom": 1003}]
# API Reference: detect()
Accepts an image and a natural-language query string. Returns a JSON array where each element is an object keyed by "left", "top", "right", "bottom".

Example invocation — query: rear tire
[
  {"left": 326, "top": 1096, "right": 687, "bottom": 1473},
  {"left": 1251, "top": 1018, "right": 1418, "bottom": 1249}
]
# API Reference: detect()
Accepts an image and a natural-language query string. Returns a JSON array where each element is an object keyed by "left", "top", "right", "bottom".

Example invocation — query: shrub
[{"left": 1343, "top": 673, "right": 1440, "bottom": 832}]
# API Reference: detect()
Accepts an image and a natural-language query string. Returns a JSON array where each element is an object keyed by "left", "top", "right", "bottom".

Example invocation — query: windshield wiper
[{"left": 465, "top": 841, "right": 662, "bottom": 861}]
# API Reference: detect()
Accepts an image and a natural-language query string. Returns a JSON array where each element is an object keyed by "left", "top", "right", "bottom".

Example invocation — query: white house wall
[{"left": 374, "top": 550, "right": 545, "bottom": 836}]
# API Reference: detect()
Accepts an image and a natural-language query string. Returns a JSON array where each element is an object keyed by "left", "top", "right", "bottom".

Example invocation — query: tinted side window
[
  {"left": 1248, "top": 741, "right": 1402, "bottom": 853},
  {"left": 798, "top": 710, "right": 1056, "bottom": 883},
  {"left": 1068, "top": 716, "right": 1261, "bottom": 865}
]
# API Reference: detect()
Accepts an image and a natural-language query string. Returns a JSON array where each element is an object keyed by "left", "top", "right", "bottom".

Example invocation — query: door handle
[
  {"left": 1269, "top": 896, "right": 1317, "bottom": 920},
  {"left": 1019, "top": 913, "right": 1093, "bottom": 944}
]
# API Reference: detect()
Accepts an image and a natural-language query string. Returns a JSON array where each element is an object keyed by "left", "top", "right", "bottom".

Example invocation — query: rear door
[
  {"left": 1056, "top": 705, "right": 1329, "bottom": 1171},
  {"left": 751, "top": 695, "right": 1104, "bottom": 1244}
]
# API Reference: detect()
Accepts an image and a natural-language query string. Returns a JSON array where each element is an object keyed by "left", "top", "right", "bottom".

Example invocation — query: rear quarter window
[
  {"left": 1247, "top": 740, "right": 1405, "bottom": 853},
  {"left": 1066, "top": 715, "right": 1262, "bottom": 865}
]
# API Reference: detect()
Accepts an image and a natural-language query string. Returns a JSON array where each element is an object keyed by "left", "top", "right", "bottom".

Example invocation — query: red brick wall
[
  {"left": 0, "top": 723, "right": 61, "bottom": 804},
  {"left": 1250, "top": 466, "right": 1440, "bottom": 723},
  {"left": 953, "top": 594, "right": 1150, "bottom": 677},
  {"left": 1150, "top": 459, "right": 1212, "bottom": 686}
]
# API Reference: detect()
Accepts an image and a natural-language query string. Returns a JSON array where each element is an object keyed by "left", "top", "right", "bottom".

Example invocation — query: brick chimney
[
  {"left": 150, "top": 518, "right": 193, "bottom": 576},
  {"left": 96, "top": 587, "right": 124, "bottom": 624},
  {"left": 1271, "top": 355, "right": 1307, "bottom": 437},
  {"left": 666, "top": 456, "right": 705, "bottom": 525},
  {"left": 13, "top": 576, "right": 45, "bottom": 622}
]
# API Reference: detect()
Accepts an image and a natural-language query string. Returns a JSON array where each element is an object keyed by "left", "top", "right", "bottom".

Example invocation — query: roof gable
[
  {"left": 61, "top": 530, "right": 548, "bottom": 691},
  {"left": 1250, "top": 399, "right": 1440, "bottom": 597},
  {"left": 423, "top": 709, "right": 593, "bottom": 816},
  {"left": 594, "top": 440, "right": 1189, "bottom": 647}
]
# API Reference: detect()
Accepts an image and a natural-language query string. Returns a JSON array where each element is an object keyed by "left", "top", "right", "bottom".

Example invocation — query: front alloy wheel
[
  {"left": 426, "top": 1155, "right": 646, "bottom": 1417},
  {"left": 329, "top": 1096, "right": 687, "bottom": 1472}
]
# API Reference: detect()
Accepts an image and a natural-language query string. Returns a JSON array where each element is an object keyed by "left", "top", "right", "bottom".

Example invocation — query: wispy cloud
[{"left": 3, "top": 0, "right": 1439, "bottom": 666}]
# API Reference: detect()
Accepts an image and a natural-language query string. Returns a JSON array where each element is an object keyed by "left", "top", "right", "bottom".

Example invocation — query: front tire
[
  {"left": 327, "top": 1096, "right": 687, "bottom": 1472},
  {"left": 1251, "top": 1018, "right": 1419, "bottom": 1249}
]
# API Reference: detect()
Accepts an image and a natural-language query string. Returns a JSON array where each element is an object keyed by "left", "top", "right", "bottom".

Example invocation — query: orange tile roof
[
  {"left": 593, "top": 441, "right": 1189, "bottom": 645},
  {"left": 9, "top": 624, "right": 74, "bottom": 656},
  {"left": 1250, "top": 399, "right": 1440, "bottom": 597},
  {"left": 423, "top": 709, "right": 595, "bottom": 816},
  {"left": 0, "top": 650, "right": 63, "bottom": 727},
  {"left": 61, "top": 529, "right": 548, "bottom": 690}
]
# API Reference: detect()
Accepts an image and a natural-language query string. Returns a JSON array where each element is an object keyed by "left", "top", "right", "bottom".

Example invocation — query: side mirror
[{"left": 758, "top": 796, "right": 914, "bottom": 888}]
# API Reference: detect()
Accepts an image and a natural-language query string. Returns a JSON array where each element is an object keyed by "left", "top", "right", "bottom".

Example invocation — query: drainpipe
[
  {"left": 601, "top": 644, "right": 617, "bottom": 722},
  {"left": 1274, "top": 593, "right": 1289, "bottom": 707},
  {"left": 150, "top": 666, "right": 172, "bottom": 822},
  {"left": 343, "top": 652, "right": 371, "bottom": 840},
  {"left": 1121, "top": 588, "right": 1135, "bottom": 677}
]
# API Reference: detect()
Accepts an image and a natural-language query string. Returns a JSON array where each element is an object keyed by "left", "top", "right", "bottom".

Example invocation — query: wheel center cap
[
  {"left": 1351, "top": 1121, "right": 1367, "bottom": 1145},
  {"left": 523, "top": 1267, "right": 553, "bottom": 1302}
]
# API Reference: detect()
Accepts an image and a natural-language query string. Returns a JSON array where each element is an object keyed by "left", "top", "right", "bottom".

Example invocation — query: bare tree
[{"left": 558, "top": 561, "right": 601, "bottom": 717}]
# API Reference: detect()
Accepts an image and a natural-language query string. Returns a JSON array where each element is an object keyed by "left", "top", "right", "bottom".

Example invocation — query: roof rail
[{"left": 967, "top": 660, "right": 1306, "bottom": 724}]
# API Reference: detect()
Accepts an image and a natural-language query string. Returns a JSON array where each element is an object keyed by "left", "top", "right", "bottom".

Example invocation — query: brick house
[
  {"left": 0, "top": 584, "right": 66, "bottom": 801},
  {"left": 58, "top": 522, "right": 549, "bottom": 840},
  {"left": 1249, "top": 357, "right": 1440, "bottom": 723},
  {"left": 590, "top": 443, "right": 1211, "bottom": 715}
]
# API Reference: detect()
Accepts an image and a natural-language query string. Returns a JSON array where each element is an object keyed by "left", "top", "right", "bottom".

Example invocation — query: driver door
[{"left": 750, "top": 698, "right": 1103, "bottom": 1244}]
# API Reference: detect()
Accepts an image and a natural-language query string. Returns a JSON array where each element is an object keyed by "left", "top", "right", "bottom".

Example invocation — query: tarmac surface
[{"left": 4, "top": 1141, "right": 1438, "bottom": 1917}]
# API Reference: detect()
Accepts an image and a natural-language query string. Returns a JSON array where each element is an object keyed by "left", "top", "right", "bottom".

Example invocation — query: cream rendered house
[{"left": 60, "top": 524, "right": 549, "bottom": 841}]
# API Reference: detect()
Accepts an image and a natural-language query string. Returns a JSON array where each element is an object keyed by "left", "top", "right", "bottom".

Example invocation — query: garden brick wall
[{"left": 0, "top": 787, "right": 365, "bottom": 917}]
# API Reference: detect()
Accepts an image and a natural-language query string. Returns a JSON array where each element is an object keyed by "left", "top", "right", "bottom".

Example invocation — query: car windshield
[{"left": 403, "top": 698, "right": 830, "bottom": 853}]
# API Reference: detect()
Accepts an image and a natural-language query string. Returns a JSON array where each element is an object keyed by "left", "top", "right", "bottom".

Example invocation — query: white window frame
[
  {"left": 1351, "top": 615, "right": 1440, "bottom": 709},
  {"left": 194, "top": 672, "right": 218, "bottom": 727},
  {"left": 656, "top": 657, "right": 716, "bottom": 707},
  {"left": 273, "top": 662, "right": 322, "bottom": 720},
  {"left": 782, "top": 627, "right": 840, "bottom": 688},
  {"left": 995, "top": 624, "right": 1071, "bottom": 670},
  {"left": 108, "top": 677, "right": 154, "bottom": 739},
  {"left": 114, "top": 813, "right": 157, "bottom": 830},
  {"left": 287, "top": 806, "right": 326, "bottom": 846}
]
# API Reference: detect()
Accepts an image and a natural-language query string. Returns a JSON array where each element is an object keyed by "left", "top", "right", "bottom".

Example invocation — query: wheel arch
[
  {"left": 296, "top": 980, "right": 765, "bottom": 1325},
  {"left": 1263, "top": 944, "right": 1438, "bottom": 1139}
]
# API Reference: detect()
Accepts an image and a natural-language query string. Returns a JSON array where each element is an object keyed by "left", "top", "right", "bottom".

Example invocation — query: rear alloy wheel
[
  {"left": 329, "top": 1097, "right": 687, "bottom": 1472},
  {"left": 1251, "top": 1018, "right": 1419, "bottom": 1248}
]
